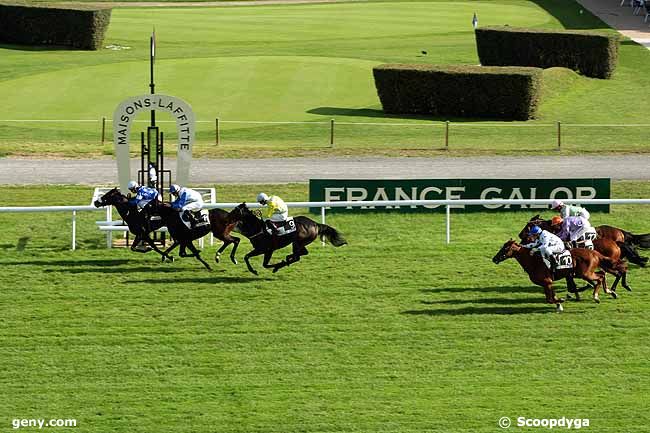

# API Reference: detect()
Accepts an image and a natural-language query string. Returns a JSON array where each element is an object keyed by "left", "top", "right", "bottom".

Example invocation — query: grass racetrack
[
  {"left": 2, "top": 0, "right": 650, "bottom": 156},
  {"left": 2, "top": 183, "right": 650, "bottom": 432}
]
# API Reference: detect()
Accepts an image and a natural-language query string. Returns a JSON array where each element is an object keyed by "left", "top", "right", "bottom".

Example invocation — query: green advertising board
[{"left": 309, "top": 179, "right": 610, "bottom": 213}]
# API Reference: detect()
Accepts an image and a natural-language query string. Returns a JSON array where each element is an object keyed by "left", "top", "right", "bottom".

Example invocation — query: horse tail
[
  {"left": 624, "top": 231, "right": 650, "bottom": 249},
  {"left": 318, "top": 224, "right": 347, "bottom": 247},
  {"left": 617, "top": 241, "right": 648, "bottom": 267},
  {"left": 596, "top": 251, "right": 628, "bottom": 275}
]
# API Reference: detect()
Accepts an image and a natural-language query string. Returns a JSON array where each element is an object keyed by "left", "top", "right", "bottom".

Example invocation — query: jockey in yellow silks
[{"left": 257, "top": 192, "right": 288, "bottom": 233}]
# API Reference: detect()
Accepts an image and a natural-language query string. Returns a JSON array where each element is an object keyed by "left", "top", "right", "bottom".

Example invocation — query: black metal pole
[{"left": 150, "top": 33, "right": 155, "bottom": 127}]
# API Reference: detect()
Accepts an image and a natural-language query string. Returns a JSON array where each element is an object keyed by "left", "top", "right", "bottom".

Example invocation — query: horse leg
[
  {"left": 566, "top": 276, "right": 580, "bottom": 302},
  {"left": 621, "top": 272, "right": 632, "bottom": 291},
  {"left": 229, "top": 237, "right": 240, "bottom": 265},
  {"left": 185, "top": 242, "right": 211, "bottom": 271},
  {"left": 544, "top": 283, "right": 564, "bottom": 312},
  {"left": 214, "top": 240, "right": 230, "bottom": 263},
  {"left": 244, "top": 248, "right": 265, "bottom": 275},
  {"left": 161, "top": 241, "right": 179, "bottom": 263},
  {"left": 262, "top": 250, "right": 283, "bottom": 272}
]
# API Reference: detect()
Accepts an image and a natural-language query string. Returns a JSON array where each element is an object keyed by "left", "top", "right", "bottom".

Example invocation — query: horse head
[
  {"left": 492, "top": 239, "right": 519, "bottom": 264},
  {"left": 517, "top": 215, "right": 548, "bottom": 241},
  {"left": 94, "top": 187, "right": 124, "bottom": 208}
]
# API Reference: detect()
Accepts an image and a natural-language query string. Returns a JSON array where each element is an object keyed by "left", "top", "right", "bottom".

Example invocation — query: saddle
[
  {"left": 265, "top": 217, "right": 297, "bottom": 236},
  {"left": 180, "top": 209, "right": 209, "bottom": 230}
]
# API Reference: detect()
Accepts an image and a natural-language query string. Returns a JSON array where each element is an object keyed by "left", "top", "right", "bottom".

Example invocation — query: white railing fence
[{"left": 1, "top": 198, "right": 650, "bottom": 250}]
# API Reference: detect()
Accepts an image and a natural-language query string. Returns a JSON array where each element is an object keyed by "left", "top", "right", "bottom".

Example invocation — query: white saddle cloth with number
[
  {"left": 265, "top": 217, "right": 297, "bottom": 236},
  {"left": 554, "top": 250, "right": 573, "bottom": 270}
]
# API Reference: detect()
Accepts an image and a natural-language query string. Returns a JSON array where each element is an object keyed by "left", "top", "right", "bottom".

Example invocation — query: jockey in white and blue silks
[
  {"left": 551, "top": 215, "right": 597, "bottom": 249},
  {"left": 127, "top": 180, "right": 160, "bottom": 212},
  {"left": 522, "top": 225, "right": 566, "bottom": 270},
  {"left": 170, "top": 184, "right": 204, "bottom": 226}
]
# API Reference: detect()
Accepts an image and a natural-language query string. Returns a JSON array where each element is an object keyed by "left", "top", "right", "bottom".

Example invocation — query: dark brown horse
[
  {"left": 208, "top": 208, "right": 241, "bottom": 265},
  {"left": 230, "top": 203, "right": 347, "bottom": 275},
  {"left": 492, "top": 240, "right": 625, "bottom": 311}
]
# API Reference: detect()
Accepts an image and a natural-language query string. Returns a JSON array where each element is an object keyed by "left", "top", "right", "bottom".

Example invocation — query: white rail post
[
  {"left": 321, "top": 206, "right": 326, "bottom": 246},
  {"left": 106, "top": 205, "right": 113, "bottom": 249},
  {"left": 72, "top": 210, "right": 77, "bottom": 251},
  {"left": 445, "top": 205, "right": 450, "bottom": 244}
]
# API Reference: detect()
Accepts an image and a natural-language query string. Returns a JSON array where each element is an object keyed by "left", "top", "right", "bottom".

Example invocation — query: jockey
[
  {"left": 521, "top": 225, "right": 566, "bottom": 271},
  {"left": 551, "top": 199, "right": 590, "bottom": 220},
  {"left": 551, "top": 215, "right": 597, "bottom": 249},
  {"left": 170, "top": 184, "right": 204, "bottom": 227},
  {"left": 127, "top": 180, "right": 160, "bottom": 212},
  {"left": 257, "top": 192, "right": 288, "bottom": 233}
]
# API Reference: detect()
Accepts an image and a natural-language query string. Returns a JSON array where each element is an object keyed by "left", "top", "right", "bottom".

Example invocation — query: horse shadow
[
  {"left": 131, "top": 276, "right": 261, "bottom": 284},
  {"left": 401, "top": 306, "right": 559, "bottom": 316},
  {"left": 420, "top": 285, "right": 544, "bottom": 295}
]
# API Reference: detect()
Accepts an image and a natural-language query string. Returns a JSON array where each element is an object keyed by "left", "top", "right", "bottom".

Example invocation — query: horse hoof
[
  {"left": 594, "top": 297, "right": 600, "bottom": 304},
  {"left": 215, "top": 256, "right": 220, "bottom": 264},
  {"left": 625, "top": 286, "right": 632, "bottom": 292},
  {"left": 556, "top": 304, "right": 564, "bottom": 313},
  {"left": 168, "top": 256, "right": 174, "bottom": 263},
  {"left": 231, "top": 258, "right": 238, "bottom": 265},
  {"left": 611, "top": 292, "right": 618, "bottom": 299}
]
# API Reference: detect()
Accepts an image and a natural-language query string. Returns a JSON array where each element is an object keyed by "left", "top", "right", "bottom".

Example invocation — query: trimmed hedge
[
  {"left": 0, "top": 3, "right": 111, "bottom": 50},
  {"left": 475, "top": 26, "right": 619, "bottom": 79},
  {"left": 373, "top": 64, "right": 543, "bottom": 120}
]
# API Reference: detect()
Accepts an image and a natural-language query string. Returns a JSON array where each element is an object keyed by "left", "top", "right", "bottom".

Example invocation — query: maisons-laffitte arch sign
[{"left": 113, "top": 94, "right": 195, "bottom": 192}]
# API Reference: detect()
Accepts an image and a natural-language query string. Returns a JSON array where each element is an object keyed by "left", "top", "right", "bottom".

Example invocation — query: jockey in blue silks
[
  {"left": 170, "top": 184, "right": 204, "bottom": 227},
  {"left": 127, "top": 180, "right": 160, "bottom": 212}
]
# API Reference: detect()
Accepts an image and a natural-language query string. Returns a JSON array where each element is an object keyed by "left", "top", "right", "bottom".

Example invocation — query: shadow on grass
[
  {"left": 402, "top": 306, "right": 555, "bottom": 316},
  {"left": 307, "top": 107, "right": 513, "bottom": 122},
  {"left": 420, "top": 285, "right": 544, "bottom": 295},
  {"left": 1, "top": 259, "right": 132, "bottom": 267},
  {"left": 420, "top": 297, "right": 545, "bottom": 305},
  {"left": 131, "top": 276, "right": 260, "bottom": 284}
]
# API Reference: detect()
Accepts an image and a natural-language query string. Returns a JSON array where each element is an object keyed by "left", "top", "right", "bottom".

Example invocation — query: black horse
[
  {"left": 155, "top": 202, "right": 213, "bottom": 270},
  {"left": 230, "top": 203, "right": 347, "bottom": 275},
  {"left": 93, "top": 187, "right": 170, "bottom": 260}
]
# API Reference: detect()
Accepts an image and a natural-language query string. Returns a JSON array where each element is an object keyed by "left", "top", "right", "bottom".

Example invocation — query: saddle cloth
[
  {"left": 265, "top": 217, "right": 297, "bottom": 236},
  {"left": 553, "top": 250, "right": 573, "bottom": 270},
  {"left": 180, "top": 209, "right": 209, "bottom": 230}
]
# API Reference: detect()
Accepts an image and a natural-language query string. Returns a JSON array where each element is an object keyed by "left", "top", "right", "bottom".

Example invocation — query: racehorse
[
  {"left": 518, "top": 216, "right": 637, "bottom": 294},
  {"left": 154, "top": 202, "right": 213, "bottom": 270},
  {"left": 93, "top": 188, "right": 170, "bottom": 260},
  {"left": 229, "top": 203, "right": 347, "bottom": 275},
  {"left": 209, "top": 208, "right": 241, "bottom": 265},
  {"left": 518, "top": 216, "right": 647, "bottom": 268},
  {"left": 492, "top": 240, "right": 625, "bottom": 311},
  {"left": 520, "top": 214, "right": 650, "bottom": 248}
]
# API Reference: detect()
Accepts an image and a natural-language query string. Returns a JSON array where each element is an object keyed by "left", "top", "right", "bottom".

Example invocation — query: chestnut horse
[
  {"left": 519, "top": 216, "right": 643, "bottom": 292},
  {"left": 492, "top": 240, "right": 624, "bottom": 311},
  {"left": 596, "top": 225, "right": 650, "bottom": 248}
]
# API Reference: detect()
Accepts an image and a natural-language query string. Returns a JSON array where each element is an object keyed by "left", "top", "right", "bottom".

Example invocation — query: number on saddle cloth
[
  {"left": 554, "top": 251, "right": 573, "bottom": 270},
  {"left": 266, "top": 217, "right": 297, "bottom": 236}
]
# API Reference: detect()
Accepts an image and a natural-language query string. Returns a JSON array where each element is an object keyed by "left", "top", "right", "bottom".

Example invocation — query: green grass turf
[
  {"left": 1, "top": 0, "right": 650, "bottom": 157},
  {"left": 1, "top": 182, "right": 650, "bottom": 432}
]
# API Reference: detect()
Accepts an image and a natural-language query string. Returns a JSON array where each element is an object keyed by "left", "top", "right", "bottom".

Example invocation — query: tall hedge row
[
  {"left": 373, "top": 64, "right": 543, "bottom": 120},
  {"left": 475, "top": 26, "right": 619, "bottom": 79},
  {"left": 0, "top": 4, "right": 112, "bottom": 50}
]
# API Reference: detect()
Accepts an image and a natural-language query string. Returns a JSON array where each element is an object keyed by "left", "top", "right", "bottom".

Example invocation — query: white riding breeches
[
  {"left": 181, "top": 201, "right": 202, "bottom": 212},
  {"left": 270, "top": 212, "right": 288, "bottom": 222}
]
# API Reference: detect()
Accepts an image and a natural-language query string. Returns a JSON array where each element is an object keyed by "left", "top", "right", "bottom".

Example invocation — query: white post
[
  {"left": 446, "top": 205, "right": 450, "bottom": 244},
  {"left": 106, "top": 205, "right": 113, "bottom": 249},
  {"left": 321, "top": 206, "right": 326, "bottom": 246},
  {"left": 72, "top": 210, "right": 77, "bottom": 251}
]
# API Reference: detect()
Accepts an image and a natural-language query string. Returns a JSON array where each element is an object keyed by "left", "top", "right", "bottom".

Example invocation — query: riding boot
[{"left": 183, "top": 210, "right": 197, "bottom": 228}]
